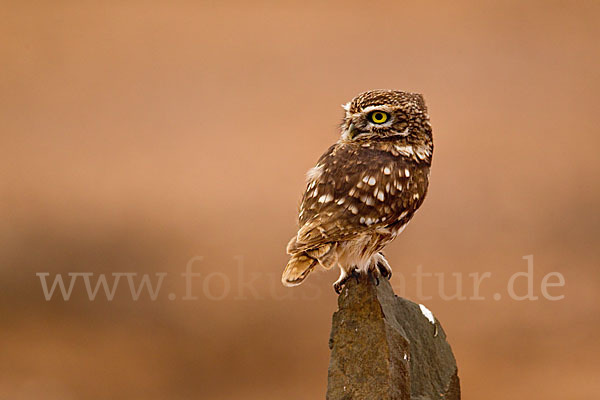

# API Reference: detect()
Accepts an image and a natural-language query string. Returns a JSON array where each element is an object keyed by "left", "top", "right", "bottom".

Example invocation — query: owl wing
[{"left": 288, "top": 142, "right": 428, "bottom": 254}]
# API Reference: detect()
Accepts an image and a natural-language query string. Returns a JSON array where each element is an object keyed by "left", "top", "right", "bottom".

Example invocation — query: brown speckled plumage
[{"left": 282, "top": 89, "right": 433, "bottom": 293}]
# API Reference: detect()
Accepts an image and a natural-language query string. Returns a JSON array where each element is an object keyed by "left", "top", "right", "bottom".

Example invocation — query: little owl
[{"left": 282, "top": 89, "right": 433, "bottom": 293}]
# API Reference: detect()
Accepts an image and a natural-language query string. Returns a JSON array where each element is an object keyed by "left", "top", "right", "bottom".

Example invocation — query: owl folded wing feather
[{"left": 288, "top": 143, "right": 424, "bottom": 254}]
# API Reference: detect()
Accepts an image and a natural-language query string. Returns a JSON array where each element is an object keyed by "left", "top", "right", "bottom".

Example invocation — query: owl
[{"left": 281, "top": 89, "right": 433, "bottom": 293}]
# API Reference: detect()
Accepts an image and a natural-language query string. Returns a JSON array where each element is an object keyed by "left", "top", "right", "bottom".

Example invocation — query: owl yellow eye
[{"left": 369, "top": 111, "right": 389, "bottom": 124}]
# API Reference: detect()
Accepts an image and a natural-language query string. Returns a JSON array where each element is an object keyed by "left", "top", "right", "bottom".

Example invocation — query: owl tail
[{"left": 281, "top": 254, "right": 317, "bottom": 287}]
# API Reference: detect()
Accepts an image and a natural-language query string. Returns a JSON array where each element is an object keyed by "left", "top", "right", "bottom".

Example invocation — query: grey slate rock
[{"left": 327, "top": 273, "right": 460, "bottom": 400}]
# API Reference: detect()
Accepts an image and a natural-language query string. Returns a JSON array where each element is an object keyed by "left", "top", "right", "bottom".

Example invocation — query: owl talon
[
  {"left": 333, "top": 277, "right": 351, "bottom": 294},
  {"left": 334, "top": 282, "right": 343, "bottom": 294},
  {"left": 373, "top": 274, "right": 380, "bottom": 286},
  {"left": 333, "top": 269, "right": 352, "bottom": 294},
  {"left": 375, "top": 253, "right": 392, "bottom": 280},
  {"left": 378, "top": 263, "right": 392, "bottom": 280}
]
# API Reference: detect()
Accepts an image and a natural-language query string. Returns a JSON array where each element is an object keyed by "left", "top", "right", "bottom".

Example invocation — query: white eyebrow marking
[{"left": 361, "top": 105, "right": 395, "bottom": 115}]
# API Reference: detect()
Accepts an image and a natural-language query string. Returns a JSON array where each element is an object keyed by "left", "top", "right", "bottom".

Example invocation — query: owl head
[{"left": 340, "top": 89, "right": 431, "bottom": 142}]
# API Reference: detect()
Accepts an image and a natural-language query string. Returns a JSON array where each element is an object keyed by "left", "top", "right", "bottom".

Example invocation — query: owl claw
[
  {"left": 333, "top": 277, "right": 350, "bottom": 294},
  {"left": 334, "top": 282, "right": 343, "bottom": 294},
  {"left": 373, "top": 274, "right": 380, "bottom": 286},
  {"left": 333, "top": 272, "right": 350, "bottom": 294},
  {"left": 375, "top": 253, "right": 392, "bottom": 280},
  {"left": 333, "top": 269, "right": 359, "bottom": 294},
  {"left": 378, "top": 263, "right": 392, "bottom": 280}
]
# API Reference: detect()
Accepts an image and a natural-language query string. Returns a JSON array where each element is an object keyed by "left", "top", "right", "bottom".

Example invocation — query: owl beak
[{"left": 346, "top": 123, "right": 359, "bottom": 139}]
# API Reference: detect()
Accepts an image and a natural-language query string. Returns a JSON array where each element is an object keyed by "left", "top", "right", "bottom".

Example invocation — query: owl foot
[
  {"left": 333, "top": 270, "right": 349, "bottom": 294},
  {"left": 333, "top": 268, "right": 359, "bottom": 294},
  {"left": 374, "top": 252, "right": 392, "bottom": 280},
  {"left": 333, "top": 279, "right": 348, "bottom": 294}
]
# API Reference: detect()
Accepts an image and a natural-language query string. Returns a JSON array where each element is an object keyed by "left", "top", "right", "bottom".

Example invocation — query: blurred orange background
[{"left": 1, "top": 1, "right": 599, "bottom": 399}]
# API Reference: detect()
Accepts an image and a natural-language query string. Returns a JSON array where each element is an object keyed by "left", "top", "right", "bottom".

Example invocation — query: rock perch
[{"left": 327, "top": 273, "right": 460, "bottom": 400}]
